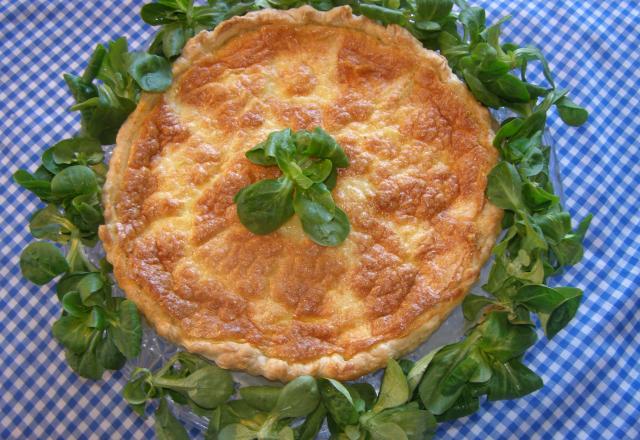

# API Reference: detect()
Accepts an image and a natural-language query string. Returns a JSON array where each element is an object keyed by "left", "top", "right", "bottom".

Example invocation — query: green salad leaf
[
  {"left": 155, "top": 398, "right": 190, "bottom": 440},
  {"left": 374, "top": 359, "right": 410, "bottom": 412},
  {"left": 14, "top": 128, "right": 143, "bottom": 379},
  {"left": 19, "top": 242, "right": 69, "bottom": 285},
  {"left": 124, "top": 352, "right": 234, "bottom": 421},
  {"left": 126, "top": 51, "right": 173, "bottom": 92},
  {"left": 64, "top": 35, "right": 173, "bottom": 145},
  {"left": 239, "top": 386, "right": 282, "bottom": 412},
  {"left": 234, "top": 127, "right": 351, "bottom": 246},
  {"left": 234, "top": 177, "right": 295, "bottom": 234}
]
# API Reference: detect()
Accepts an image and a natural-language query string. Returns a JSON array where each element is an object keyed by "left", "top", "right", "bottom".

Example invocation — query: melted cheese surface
[{"left": 101, "top": 10, "right": 500, "bottom": 375}]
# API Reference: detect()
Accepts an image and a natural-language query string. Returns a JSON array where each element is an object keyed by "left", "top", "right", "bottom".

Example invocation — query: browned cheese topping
[{"left": 100, "top": 7, "right": 501, "bottom": 380}]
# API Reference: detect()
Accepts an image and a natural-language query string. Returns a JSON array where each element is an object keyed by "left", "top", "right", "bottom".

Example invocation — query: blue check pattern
[{"left": 1, "top": 1, "right": 638, "bottom": 438}]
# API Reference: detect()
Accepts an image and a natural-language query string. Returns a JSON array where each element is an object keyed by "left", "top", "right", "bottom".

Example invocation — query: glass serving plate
[{"left": 97, "top": 111, "right": 562, "bottom": 437}]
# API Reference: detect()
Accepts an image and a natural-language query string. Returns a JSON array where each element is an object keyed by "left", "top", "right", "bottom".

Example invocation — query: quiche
[{"left": 100, "top": 5, "right": 502, "bottom": 381}]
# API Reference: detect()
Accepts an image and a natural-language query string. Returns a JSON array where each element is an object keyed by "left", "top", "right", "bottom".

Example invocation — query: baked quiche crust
[{"left": 100, "top": 6, "right": 502, "bottom": 381}]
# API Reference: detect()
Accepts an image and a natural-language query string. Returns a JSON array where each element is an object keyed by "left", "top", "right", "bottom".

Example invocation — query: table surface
[{"left": 1, "top": 1, "right": 639, "bottom": 439}]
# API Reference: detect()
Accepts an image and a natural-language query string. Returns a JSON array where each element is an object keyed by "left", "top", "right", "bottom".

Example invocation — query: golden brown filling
[{"left": 102, "top": 20, "right": 499, "bottom": 364}]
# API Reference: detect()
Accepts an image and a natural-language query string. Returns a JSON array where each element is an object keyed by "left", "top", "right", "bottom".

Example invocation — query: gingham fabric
[{"left": 1, "top": 1, "right": 638, "bottom": 439}]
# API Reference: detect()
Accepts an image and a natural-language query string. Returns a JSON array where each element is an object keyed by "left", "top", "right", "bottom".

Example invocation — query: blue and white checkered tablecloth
[{"left": 1, "top": 0, "right": 638, "bottom": 438}]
